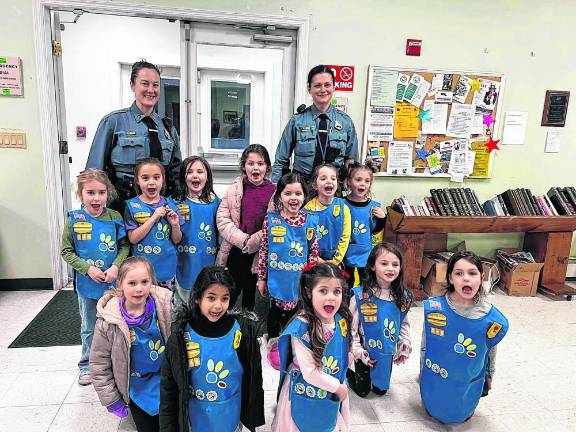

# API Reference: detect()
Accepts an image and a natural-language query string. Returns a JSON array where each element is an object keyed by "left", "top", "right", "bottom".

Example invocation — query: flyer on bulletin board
[
  {"left": 470, "top": 141, "right": 490, "bottom": 177},
  {"left": 393, "top": 102, "right": 419, "bottom": 138}
]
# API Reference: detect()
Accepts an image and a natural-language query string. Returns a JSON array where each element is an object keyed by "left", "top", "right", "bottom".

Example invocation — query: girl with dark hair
[
  {"left": 216, "top": 144, "right": 275, "bottom": 310},
  {"left": 256, "top": 172, "right": 319, "bottom": 366},
  {"left": 273, "top": 262, "right": 351, "bottom": 432},
  {"left": 173, "top": 156, "right": 220, "bottom": 308},
  {"left": 420, "top": 251, "right": 509, "bottom": 424},
  {"left": 86, "top": 60, "right": 181, "bottom": 211},
  {"left": 343, "top": 160, "right": 386, "bottom": 287},
  {"left": 348, "top": 243, "right": 412, "bottom": 397},
  {"left": 271, "top": 65, "right": 358, "bottom": 183},
  {"left": 124, "top": 158, "right": 182, "bottom": 290},
  {"left": 160, "top": 266, "right": 265, "bottom": 432},
  {"left": 304, "top": 163, "right": 351, "bottom": 265}
]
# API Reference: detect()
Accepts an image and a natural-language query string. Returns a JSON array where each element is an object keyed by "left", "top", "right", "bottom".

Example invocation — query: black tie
[
  {"left": 142, "top": 116, "right": 163, "bottom": 161},
  {"left": 314, "top": 113, "right": 329, "bottom": 166}
]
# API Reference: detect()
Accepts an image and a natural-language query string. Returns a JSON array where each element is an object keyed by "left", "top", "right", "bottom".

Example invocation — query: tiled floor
[{"left": 0, "top": 288, "right": 575, "bottom": 431}]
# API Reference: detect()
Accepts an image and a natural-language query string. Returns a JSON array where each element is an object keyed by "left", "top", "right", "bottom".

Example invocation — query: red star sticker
[{"left": 485, "top": 137, "right": 500, "bottom": 153}]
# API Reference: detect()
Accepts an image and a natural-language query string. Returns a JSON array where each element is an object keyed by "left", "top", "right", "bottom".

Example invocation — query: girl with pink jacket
[{"left": 216, "top": 144, "right": 275, "bottom": 310}]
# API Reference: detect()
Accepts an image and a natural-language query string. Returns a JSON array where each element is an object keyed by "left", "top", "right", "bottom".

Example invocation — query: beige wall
[
  {"left": 0, "top": 1, "right": 51, "bottom": 279},
  {"left": 1, "top": 0, "right": 575, "bottom": 280}
]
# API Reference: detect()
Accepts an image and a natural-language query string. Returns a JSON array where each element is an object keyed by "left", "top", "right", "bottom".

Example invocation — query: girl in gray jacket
[{"left": 90, "top": 256, "right": 172, "bottom": 432}]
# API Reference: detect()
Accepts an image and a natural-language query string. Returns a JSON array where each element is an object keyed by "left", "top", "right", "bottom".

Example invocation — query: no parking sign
[{"left": 327, "top": 65, "right": 355, "bottom": 92}]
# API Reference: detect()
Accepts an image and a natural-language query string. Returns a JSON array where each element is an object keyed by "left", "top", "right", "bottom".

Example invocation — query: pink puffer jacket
[{"left": 216, "top": 176, "right": 274, "bottom": 273}]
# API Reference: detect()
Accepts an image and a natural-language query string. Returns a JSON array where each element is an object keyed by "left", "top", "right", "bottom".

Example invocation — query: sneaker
[{"left": 78, "top": 372, "right": 91, "bottom": 386}]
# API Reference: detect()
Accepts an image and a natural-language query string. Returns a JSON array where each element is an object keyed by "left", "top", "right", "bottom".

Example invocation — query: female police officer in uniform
[
  {"left": 271, "top": 65, "right": 358, "bottom": 184},
  {"left": 86, "top": 60, "right": 181, "bottom": 211}
]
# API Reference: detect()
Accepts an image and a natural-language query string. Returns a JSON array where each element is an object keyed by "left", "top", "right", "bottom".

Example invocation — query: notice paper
[
  {"left": 429, "top": 73, "right": 444, "bottom": 96},
  {"left": 387, "top": 141, "right": 413, "bottom": 175},
  {"left": 404, "top": 74, "right": 430, "bottom": 107},
  {"left": 473, "top": 79, "right": 500, "bottom": 113},
  {"left": 396, "top": 73, "right": 410, "bottom": 101},
  {"left": 421, "top": 100, "right": 448, "bottom": 135},
  {"left": 453, "top": 76, "right": 472, "bottom": 103},
  {"left": 448, "top": 148, "right": 470, "bottom": 181},
  {"left": 435, "top": 91, "right": 453, "bottom": 104},
  {"left": 502, "top": 112, "right": 528, "bottom": 145},
  {"left": 471, "top": 141, "right": 490, "bottom": 177},
  {"left": 368, "top": 106, "right": 394, "bottom": 141},
  {"left": 393, "top": 102, "right": 420, "bottom": 138},
  {"left": 446, "top": 103, "right": 475, "bottom": 138},
  {"left": 371, "top": 69, "right": 398, "bottom": 107},
  {"left": 545, "top": 128, "right": 561, "bottom": 153}
]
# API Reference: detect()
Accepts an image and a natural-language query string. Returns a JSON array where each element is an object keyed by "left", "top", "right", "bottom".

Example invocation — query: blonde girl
[
  {"left": 61, "top": 168, "right": 129, "bottom": 385},
  {"left": 90, "top": 257, "right": 172, "bottom": 432}
]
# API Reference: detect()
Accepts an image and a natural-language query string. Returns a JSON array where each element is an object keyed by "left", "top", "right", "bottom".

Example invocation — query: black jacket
[{"left": 159, "top": 311, "right": 265, "bottom": 432}]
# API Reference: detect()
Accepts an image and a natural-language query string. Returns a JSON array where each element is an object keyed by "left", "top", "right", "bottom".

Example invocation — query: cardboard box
[
  {"left": 496, "top": 248, "right": 544, "bottom": 297},
  {"left": 421, "top": 252, "right": 500, "bottom": 297},
  {"left": 421, "top": 254, "right": 448, "bottom": 296}
]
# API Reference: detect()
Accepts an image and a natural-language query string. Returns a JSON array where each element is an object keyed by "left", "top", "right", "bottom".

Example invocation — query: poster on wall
[
  {"left": 0, "top": 56, "right": 23, "bottom": 96},
  {"left": 327, "top": 65, "right": 355, "bottom": 92}
]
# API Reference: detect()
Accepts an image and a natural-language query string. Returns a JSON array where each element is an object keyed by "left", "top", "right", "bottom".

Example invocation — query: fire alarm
[{"left": 406, "top": 39, "right": 422, "bottom": 56}]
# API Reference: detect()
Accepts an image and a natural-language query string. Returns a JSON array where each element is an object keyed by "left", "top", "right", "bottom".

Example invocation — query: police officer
[
  {"left": 86, "top": 60, "right": 181, "bottom": 212},
  {"left": 271, "top": 65, "right": 358, "bottom": 184}
]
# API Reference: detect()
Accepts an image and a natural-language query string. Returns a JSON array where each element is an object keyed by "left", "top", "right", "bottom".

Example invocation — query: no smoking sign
[{"left": 327, "top": 65, "right": 355, "bottom": 92}]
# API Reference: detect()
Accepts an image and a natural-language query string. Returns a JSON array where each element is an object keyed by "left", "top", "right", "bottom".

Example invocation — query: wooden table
[{"left": 383, "top": 208, "right": 576, "bottom": 300}]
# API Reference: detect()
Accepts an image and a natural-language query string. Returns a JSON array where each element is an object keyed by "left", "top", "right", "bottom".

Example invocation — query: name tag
[{"left": 127, "top": 131, "right": 137, "bottom": 136}]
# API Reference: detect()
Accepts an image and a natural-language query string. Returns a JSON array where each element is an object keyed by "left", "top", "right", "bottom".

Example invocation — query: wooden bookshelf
[{"left": 384, "top": 208, "right": 576, "bottom": 300}]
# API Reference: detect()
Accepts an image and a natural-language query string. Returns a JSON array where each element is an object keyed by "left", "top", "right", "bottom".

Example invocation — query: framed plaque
[{"left": 541, "top": 90, "right": 570, "bottom": 127}]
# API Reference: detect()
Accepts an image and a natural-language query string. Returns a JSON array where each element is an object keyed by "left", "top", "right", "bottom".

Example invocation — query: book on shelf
[{"left": 547, "top": 187, "right": 572, "bottom": 215}]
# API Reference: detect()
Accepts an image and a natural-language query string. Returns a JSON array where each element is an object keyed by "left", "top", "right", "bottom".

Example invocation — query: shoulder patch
[
  {"left": 333, "top": 204, "right": 341, "bottom": 217},
  {"left": 339, "top": 318, "right": 348, "bottom": 337},
  {"left": 233, "top": 329, "right": 242, "bottom": 349},
  {"left": 307, "top": 227, "right": 314, "bottom": 241},
  {"left": 487, "top": 322, "right": 503, "bottom": 339}
]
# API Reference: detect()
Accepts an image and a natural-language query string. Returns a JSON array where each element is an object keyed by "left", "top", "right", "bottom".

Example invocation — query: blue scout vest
[
  {"left": 69, "top": 209, "right": 126, "bottom": 300},
  {"left": 267, "top": 211, "right": 316, "bottom": 302},
  {"left": 310, "top": 197, "right": 345, "bottom": 261},
  {"left": 176, "top": 197, "right": 220, "bottom": 290},
  {"left": 278, "top": 315, "right": 349, "bottom": 432},
  {"left": 126, "top": 197, "right": 179, "bottom": 282},
  {"left": 420, "top": 295, "right": 509, "bottom": 424},
  {"left": 185, "top": 320, "right": 243, "bottom": 432},
  {"left": 344, "top": 200, "right": 381, "bottom": 268},
  {"left": 352, "top": 286, "right": 407, "bottom": 391},
  {"left": 128, "top": 309, "right": 165, "bottom": 416}
]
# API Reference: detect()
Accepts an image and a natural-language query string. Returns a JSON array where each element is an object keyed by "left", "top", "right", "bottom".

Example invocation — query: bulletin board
[{"left": 361, "top": 66, "right": 506, "bottom": 180}]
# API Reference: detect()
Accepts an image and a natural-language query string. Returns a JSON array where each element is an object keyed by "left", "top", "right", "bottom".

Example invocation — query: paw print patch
[
  {"left": 198, "top": 223, "right": 212, "bottom": 241},
  {"left": 353, "top": 220, "right": 367, "bottom": 235},
  {"left": 155, "top": 223, "right": 169, "bottom": 240},
  {"left": 322, "top": 356, "right": 340, "bottom": 375},
  {"left": 148, "top": 339, "right": 165, "bottom": 361},
  {"left": 288, "top": 241, "right": 304, "bottom": 258},
  {"left": 383, "top": 318, "right": 396, "bottom": 342},
  {"left": 205, "top": 359, "right": 229, "bottom": 389},
  {"left": 453, "top": 333, "right": 477, "bottom": 357},
  {"left": 98, "top": 233, "right": 116, "bottom": 252},
  {"left": 317, "top": 225, "right": 329, "bottom": 240}
]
